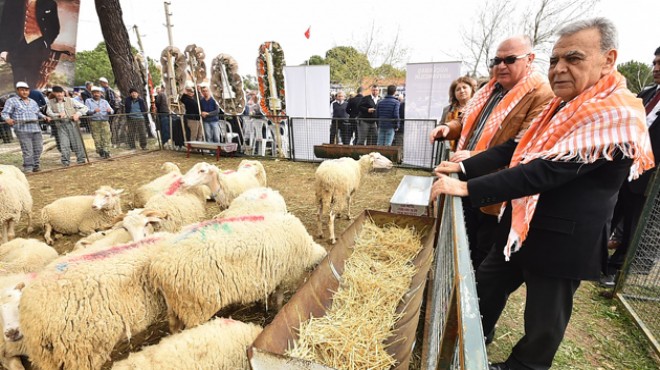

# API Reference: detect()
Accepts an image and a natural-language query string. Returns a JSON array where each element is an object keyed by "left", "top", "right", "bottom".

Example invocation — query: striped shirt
[
  {"left": 85, "top": 98, "right": 114, "bottom": 121},
  {"left": 1, "top": 96, "right": 45, "bottom": 133}
]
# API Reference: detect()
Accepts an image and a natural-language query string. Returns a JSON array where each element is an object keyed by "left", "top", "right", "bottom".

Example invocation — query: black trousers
[
  {"left": 477, "top": 248, "right": 580, "bottom": 370},
  {"left": 606, "top": 184, "right": 649, "bottom": 275},
  {"left": 7, "top": 38, "right": 50, "bottom": 87},
  {"left": 462, "top": 198, "right": 500, "bottom": 270}
]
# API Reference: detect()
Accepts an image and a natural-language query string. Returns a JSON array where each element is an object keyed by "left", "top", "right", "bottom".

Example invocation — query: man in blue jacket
[
  {"left": 124, "top": 88, "right": 148, "bottom": 150},
  {"left": 376, "top": 85, "right": 400, "bottom": 146}
]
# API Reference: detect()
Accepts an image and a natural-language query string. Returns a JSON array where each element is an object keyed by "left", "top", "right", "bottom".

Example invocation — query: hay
[{"left": 287, "top": 220, "right": 423, "bottom": 369}]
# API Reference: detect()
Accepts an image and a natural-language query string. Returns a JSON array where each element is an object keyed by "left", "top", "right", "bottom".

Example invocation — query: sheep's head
[
  {"left": 181, "top": 162, "right": 218, "bottom": 189},
  {"left": 121, "top": 209, "right": 169, "bottom": 241},
  {"left": 92, "top": 186, "right": 124, "bottom": 211},
  {"left": 368, "top": 152, "right": 393, "bottom": 170},
  {"left": 161, "top": 162, "right": 181, "bottom": 174},
  {"left": 1, "top": 282, "right": 26, "bottom": 342}
]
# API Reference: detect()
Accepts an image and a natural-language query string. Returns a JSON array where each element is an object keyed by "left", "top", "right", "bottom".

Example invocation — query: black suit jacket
[
  {"left": 345, "top": 93, "right": 362, "bottom": 119},
  {"left": 357, "top": 95, "right": 378, "bottom": 119},
  {"left": 628, "top": 85, "right": 660, "bottom": 194},
  {"left": 463, "top": 139, "right": 632, "bottom": 281},
  {"left": 0, "top": 0, "right": 60, "bottom": 51}
]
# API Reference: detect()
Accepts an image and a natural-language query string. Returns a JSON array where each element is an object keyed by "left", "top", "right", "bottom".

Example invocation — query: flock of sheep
[{"left": 0, "top": 152, "right": 393, "bottom": 370}]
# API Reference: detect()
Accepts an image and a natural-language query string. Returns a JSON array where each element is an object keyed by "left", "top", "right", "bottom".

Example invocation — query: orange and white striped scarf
[
  {"left": 502, "top": 71, "right": 654, "bottom": 261},
  {"left": 457, "top": 70, "right": 548, "bottom": 151}
]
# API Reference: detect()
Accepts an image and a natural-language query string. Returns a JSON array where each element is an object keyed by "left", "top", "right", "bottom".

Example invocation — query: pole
[
  {"left": 132, "top": 25, "right": 155, "bottom": 136},
  {"left": 164, "top": 2, "right": 174, "bottom": 48},
  {"left": 186, "top": 49, "right": 206, "bottom": 142},
  {"left": 163, "top": 1, "right": 182, "bottom": 146}
]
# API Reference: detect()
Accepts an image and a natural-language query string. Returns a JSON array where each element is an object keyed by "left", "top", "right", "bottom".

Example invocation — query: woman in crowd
[{"left": 440, "top": 76, "right": 478, "bottom": 125}]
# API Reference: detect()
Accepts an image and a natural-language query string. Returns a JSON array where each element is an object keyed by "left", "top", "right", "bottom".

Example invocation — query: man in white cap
[
  {"left": 84, "top": 86, "right": 114, "bottom": 159},
  {"left": 1, "top": 81, "right": 51, "bottom": 172},
  {"left": 98, "top": 77, "right": 117, "bottom": 109}
]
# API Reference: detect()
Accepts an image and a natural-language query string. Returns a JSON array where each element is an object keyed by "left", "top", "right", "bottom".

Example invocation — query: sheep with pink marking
[
  {"left": 238, "top": 159, "right": 267, "bottom": 186},
  {"left": 215, "top": 187, "right": 287, "bottom": 218},
  {"left": 142, "top": 177, "right": 208, "bottom": 232},
  {"left": 181, "top": 162, "right": 261, "bottom": 210},
  {"left": 132, "top": 162, "right": 181, "bottom": 208}
]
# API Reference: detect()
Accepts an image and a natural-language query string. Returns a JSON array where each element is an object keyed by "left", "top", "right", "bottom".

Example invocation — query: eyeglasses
[{"left": 489, "top": 53, "right": 530, "bottom": 68}]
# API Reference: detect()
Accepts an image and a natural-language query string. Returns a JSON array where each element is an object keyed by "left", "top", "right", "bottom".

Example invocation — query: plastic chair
[
  {"left": 221, "top": 120, "right": 239, "bottom": 144},
  {"left": 268, "top": 120, "right": 289, "bottom": 158},
  {"left": 252, "top": 119, "right": 273, "bottom": 156}
]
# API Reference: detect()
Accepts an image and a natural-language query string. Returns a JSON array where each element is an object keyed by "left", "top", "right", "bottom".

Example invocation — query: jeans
[
  {"left": 204, "top": 120, "right": 221, "bottom": 143},
  {"left": 158, "top": 113, "right": 171, "bottom": 145},
  {"left": 15, "top": 130, "right": 43, "bottom": 171},
  {"left": 57, "top": 120, "right": 86, "bottom": 165},
  {"left": 377, "top": 128, "right": 395, "bottom": 146}
]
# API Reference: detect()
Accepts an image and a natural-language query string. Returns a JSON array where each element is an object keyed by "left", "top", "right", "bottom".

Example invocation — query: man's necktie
[{"left": 645, "top": 88, "right": 660, "bottom": 115}]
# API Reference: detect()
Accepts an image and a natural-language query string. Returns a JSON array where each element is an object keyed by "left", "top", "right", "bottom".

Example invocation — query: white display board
[
  {"left": 284, "top": 65, "right": 331, "bottom": 161},
  {"left": 404, "top": 62, "right": 462, "bottom": 167}
]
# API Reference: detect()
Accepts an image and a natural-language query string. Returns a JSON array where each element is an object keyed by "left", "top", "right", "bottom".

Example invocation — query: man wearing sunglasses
[{"left": 429, "top": 35, "right": 553, "bottom": 270}]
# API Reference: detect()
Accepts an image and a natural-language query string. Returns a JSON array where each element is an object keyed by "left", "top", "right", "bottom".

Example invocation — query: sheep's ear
[
  {"left": 113, "top": 189, "right": 125, "bottom": 195},
  {"left": 14, "top": 282, "right": 25, "bottom": 291},
  {"left": 112, "top": 213, "right": 127, "bottom": 224},
  {"left": 146, "top": 217, "right": 162, "bottom": 225},
  {"left": 143, "top": 209, "right": 168, "bottom": 219}
]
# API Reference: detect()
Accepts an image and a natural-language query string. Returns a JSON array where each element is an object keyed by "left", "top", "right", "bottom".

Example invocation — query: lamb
[
  {"left": 41, "top": 186, "right": 124, "bottom": 245},
  {"left": 148, "top": 212, "right": 327, "bottom": 332},
  {"left": 181, "top": 162, "right": 261, "bottom": 210},
  {"left": 143, "top": 178, "right": 208, "bottom": 232},
  {"left": 315, "top": 152, "right": 393, "bottom": 244},
  {"left": 0, "top": 238, "right": 58, "bottom": 274},
  {"left": 111, "top": 318, "right": 262, "bottom": 370},
  {"left": 238, "top": 159, "right": 267, "bottom": 186},
  {"left": 132, "top": 162, "right": 182, "bottom": 208},
  {"left": 215, "top": 187, "right": 287, "bottom": 218},
  {"left": 0, "top": 274, "right": 33, "bottom": 370},
  {"left": 0, "top": 165, "right": 33, "bottom": 244},
  {"left": 72, "top": 209, "right": 168, "bottom": 251},
  {"left": 18, "top": 235, "right": 169, "bottom": 370}
]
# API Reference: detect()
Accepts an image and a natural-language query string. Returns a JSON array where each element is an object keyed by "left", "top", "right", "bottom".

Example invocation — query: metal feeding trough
[
  {"left": 249, "top": 210, "right": 436, "bottom": 370},
  {"left": 389, "top": 175, "right": 434, "bottom": 217}
]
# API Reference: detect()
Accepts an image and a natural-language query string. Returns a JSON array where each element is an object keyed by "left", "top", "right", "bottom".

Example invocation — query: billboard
[{"left": 0, "top": 0, "right": 81, "bottom": 94}]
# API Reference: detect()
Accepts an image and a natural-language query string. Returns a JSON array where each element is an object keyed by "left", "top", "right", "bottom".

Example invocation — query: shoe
[
  {"left": 489, "top": 363, "right": 510, "bottom": 370},
  {"left": 104, "top": 151, "right": 111, "bottom": 159},
  {"left": 599, "top": 274, "right": 616, "bottom": 288},
  {"left": 62, "top": 163, "right": 70, "bottom": 167},
  {"left": 22, "top": 168, "right": 32, "bottom": 173},
  {"left": 32, "top": 166, "right": 40, "bottom": 172}
]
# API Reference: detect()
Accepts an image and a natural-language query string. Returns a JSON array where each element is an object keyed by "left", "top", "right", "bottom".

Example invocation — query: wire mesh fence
[{"left": 616, "top": 173, "right": 660, "bottom": 356}]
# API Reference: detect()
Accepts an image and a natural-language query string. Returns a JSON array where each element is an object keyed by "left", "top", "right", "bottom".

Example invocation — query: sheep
[
  {"left": 149, "top": 212, "right": 327, "bottom": 332},
  {"left": 111, "top": 318, "right": 262, "bottom": 370},
  {"left": 214, "top": 187, "right": 287, "bottom": 218},
  {"left": 0, "top": 238, "right": 58, "bottom": 274},
  {"left": 132, "top": 162, "right": 182, "bottom": 208},
  {"left": 72, "top": 209, "right": 168, "bottom": 251},
  {"left": 0, "top": 165, "right": 33, "bottom": 244},
  {"left": 41, "top": 186, "right": 124, "bottom": 245},
  {"left": 18, "top": 235, "right": 169, "bottom": 370},
  {"left": 143, "top": 178, "right": 208, "bottom": 232},
  {"left": 315, "top": 152, "right": 393, "bottom": 244},
  {"left": 181, "top": 162, "right": 261, "bottom": 210},
  {"left": 238, "top": 159, "right": 267, "bottom": 186},
  {"left": 0, "top": 273, "right": 35, "bottom": 370}
]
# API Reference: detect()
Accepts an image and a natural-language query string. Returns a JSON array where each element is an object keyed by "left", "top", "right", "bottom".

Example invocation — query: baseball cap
[
  {"left": 91, "top": 86, "right": 103, "bottom": 92},
  {"left": 99, "top": 77, "right": 108, "bottom": 83},
  {"left": 15, "top": 81, "right": 29, "bottom": 89}
]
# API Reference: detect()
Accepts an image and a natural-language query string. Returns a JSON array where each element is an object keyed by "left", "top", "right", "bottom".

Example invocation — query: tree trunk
[{"left": 94, "top": 0, "right": 142, "bottom": 98}]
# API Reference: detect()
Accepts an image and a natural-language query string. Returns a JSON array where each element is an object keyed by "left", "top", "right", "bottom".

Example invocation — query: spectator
[
  {"left": 199, "top": 85, "right": 221, "bottom": 143},
  {"left": 440, "top": 76, "right": 478, "bottom": 126},
  {"left": 393, "top": 94, "right": 405, "bottom": 146},
  {"left": 1, "top": 81, "right": 51, "bottom": 172},
  {"left": 0, "top": 95, "right": 14, "bottom": 143},
  {"left": 81, "top": 81, "right": 93, "bottom": 102},
  {"left": 329, "top": 91, "right": 349, "bottom": 144},
  {"left": 155, "top": 86, "right": 172, "bottom": 148},
  {"left": 375, "top": 85, "right": 400, "bottom": 146},
  {"left": 345, "top": 87, "right": 363, "bottom": 144},
  {"left": 432, "top": 18, "right": 654, "bottom": 370},
  {"left": 180, "top": 86, "right": 203, "bottom": 141},
  {"left": 123, "top": 88, "right": 149, "bottom": 150},
  {"left": 45, "top": 85, "right": 88, "bottom": 166},
  {"left": 84, "top": 86, "right": 113, "bottom": 158},
  {"left": 356, "top": 84, "right": 379, "bottom": 145},
  {"left": 98, "top": 77, "right": 117, "bottom": 109}
]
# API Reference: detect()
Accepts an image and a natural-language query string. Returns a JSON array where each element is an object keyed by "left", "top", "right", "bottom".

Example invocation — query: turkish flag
[{"left": 304, "top": 26, "right": 310, "bottom": 39}]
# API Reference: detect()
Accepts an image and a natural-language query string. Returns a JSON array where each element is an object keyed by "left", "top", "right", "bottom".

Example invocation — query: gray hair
[{"left": 557, "top": 17, "right": 618, "bottom": 52}]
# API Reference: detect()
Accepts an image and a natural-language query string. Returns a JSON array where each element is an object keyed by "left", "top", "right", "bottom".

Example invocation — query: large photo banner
[{"left": 0, "top": 0, "right": 81, "bottom": 95}]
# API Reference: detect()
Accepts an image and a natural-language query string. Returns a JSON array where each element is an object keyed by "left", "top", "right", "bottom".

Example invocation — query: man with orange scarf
[
  {"left": 429, "top": 35, "right": 553, "bottom": 269},
  {"left": 431, "top": 18, "right": 654, "bottom": 370}
]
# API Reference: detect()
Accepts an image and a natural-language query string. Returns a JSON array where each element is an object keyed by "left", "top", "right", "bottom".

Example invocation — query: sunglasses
[{"left": 489, "top": 53, "right": 530, "bottom": 68}]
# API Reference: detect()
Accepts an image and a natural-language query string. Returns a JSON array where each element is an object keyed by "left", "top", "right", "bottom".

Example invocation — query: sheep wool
[
  {"left": 133, "top": 162, "right": 181, "bottom": 208},
  {"left": 0, "top": 238, "right": 58, "bottom": 274},
  {"left": 149, "top": 213, "right": 327, "bottom": 330},
  {"left": 238, "top": 159, "right": 267, "bottom": 187},
  {"left": 143, "top": 180, "right": 207, "bottom": 233},
  {"left": 19, "top": 236, "right": 169, "bottom": 370},
  {"left": 111, "top": 318, "right": 262, "bottom": 370},
  {"left": 216, "top": 187, "right": 287, "bottom": 218},
  {"left": 0, "top": 273, "right": 34, "bottom": 370},
  {"left": 0, "top": 165, "right": 33, "bottom": 244}
]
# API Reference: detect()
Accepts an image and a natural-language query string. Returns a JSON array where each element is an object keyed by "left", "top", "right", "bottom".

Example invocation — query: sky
[{"left": 75, "top": 0, "right": 659, "bottom": 79}]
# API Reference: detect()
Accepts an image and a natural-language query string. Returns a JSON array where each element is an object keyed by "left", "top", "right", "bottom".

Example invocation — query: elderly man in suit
[
  {"left": 355, "top": 84, "right": 379, "bottom": 145},
  {"left": 432, "top": 18, "right": 654, "bottom": 370},
  {"left": 601, "top": 45, "right": 660, "bottom": 286},
  {"left": 0, "top": 0, "right": 60, "bottom": 87},
  {"left": 429, "top": 35, "right": 553, "bottom": 269}
]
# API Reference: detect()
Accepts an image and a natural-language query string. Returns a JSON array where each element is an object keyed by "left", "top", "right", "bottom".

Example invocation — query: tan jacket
[{"left": 445, "top": 82, "right": 554, "bottom": 215}]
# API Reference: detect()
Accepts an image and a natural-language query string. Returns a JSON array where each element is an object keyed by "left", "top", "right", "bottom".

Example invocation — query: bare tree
[
  {"left": 522, "top": 0, "right": 599, "bottom": 50},
  {"left": 94, "top": 0, "right": 143, "bottom": 97},
  {"left": 355, "top": 22, "right": 410, "bottom": 69},
  {"left": 460, "top": 0, "right": 509, "bottom": 76}
]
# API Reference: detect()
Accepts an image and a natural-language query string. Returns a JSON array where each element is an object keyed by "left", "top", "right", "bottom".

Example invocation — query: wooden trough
[
  {"left": 313, "top": 144, "right": 403, "bottom": 163},
  {"left": 249, "top": 210, "right": 436, "bottom": 370}
]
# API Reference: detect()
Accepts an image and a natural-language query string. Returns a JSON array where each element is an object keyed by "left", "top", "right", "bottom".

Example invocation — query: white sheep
[
  {"left": 18, "top": 235, "right": 169, "bottom": 370},
  {"left": 41, "top": 186, "right": 124, "bottom": 245},
  {"left": 143, "top": 179, "right": 208, "bottom": 232},
  {"left": 215, "top": 187, "right": 287, "bottom": 218},
  {"left": 0, "top": 238, "right": 58, "bottom": 274},
  {"left": 149, "top": 212, "right": 327, "bottom": 332},
  {"left": 0, "top": 165, "right": 33, "bottom": 244},
  {"left": 0, "top": 273, "right": 36, "bottom": 370},
  {"left": 132, "top": 162, "right": 181, "bottom": 208},
  {"left": 111, "top": 317, "right": 262, "bottom": 370},
  {"left": 181, "top": 162, "right": 261, "bottom": 210},
  {"left": 72, "top": 209, "right": 168, "bottom": 251},
  {"left": 315, "top": 152, "right": 393, "bottom": 244},
  {"left": 238, "top": 159, "right": 267, "bottom": 186}
]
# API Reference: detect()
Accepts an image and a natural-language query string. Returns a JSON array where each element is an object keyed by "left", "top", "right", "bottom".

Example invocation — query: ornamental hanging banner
[
  {"left": 211, "top": 53, "right": 246, "bottom": 115},
  {"left": 256, "top": 41, "right": 286, "bottom": 116}
]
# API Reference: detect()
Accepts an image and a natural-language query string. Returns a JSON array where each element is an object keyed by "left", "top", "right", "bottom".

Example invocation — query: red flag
[{"left": 304, "top": 26, "right": 310, "bottom": 39}]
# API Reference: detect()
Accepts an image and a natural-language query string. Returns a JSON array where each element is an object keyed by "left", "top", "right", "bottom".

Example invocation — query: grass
[{"left": 487, "top": 282, "right": 660, "bottom": 369}]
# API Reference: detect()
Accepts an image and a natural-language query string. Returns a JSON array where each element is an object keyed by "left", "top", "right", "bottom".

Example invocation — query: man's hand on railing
[
  {"left": 449, "top": 150, "right": 471, "bottom": 163},
  {"left": 431, "top": 173, "right": 468, "bottom": 198},
  {"left": 429, "top": 125, "right": 449, "bottom": 144},
  {"left": 434, "top": 161, "right": 461, "bottom": 176}
]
